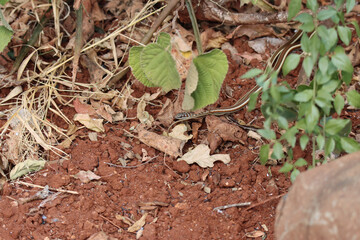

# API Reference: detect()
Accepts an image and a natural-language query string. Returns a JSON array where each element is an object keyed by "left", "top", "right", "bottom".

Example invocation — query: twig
[
  {"left": 15, "top": 180, "right": 79, "bottom": 195},
  {"left": 213, "top": 202, "right": 251, "bottom": 211},
  {"left": 99, "top": 215, "right": 122, "bottom": 229},
  {"left": 245, "top": 193, "right": 286, "bottom": 211}
]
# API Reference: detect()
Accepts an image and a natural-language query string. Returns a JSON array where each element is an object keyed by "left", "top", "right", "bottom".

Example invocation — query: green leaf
[
  {"left": 157, "top": 32, "right": 171, "bottom": 49},
  {"left": 325, "top": 137, "right": 335, "bottom": 156},
  {"left": 281, "top": 126, "right": 298, "bottom": 147},
  {"left": 0, "top": 0, "right": 9, "bottom": 5},
  {"left": 0, "top": 26, "right": 12, "bottom": 52},
  {"left": 282, "top": 54, "right": 301, "bottom": 76},
  {"left": 305, "top": 104, "right": 319, "bottom": 133},
  {"left": 346, "top": 90, "right": 360, "bottom": 108},
  {"left": 349, "top": 21, "right": 360, "bottom": 37},
  {"left": 306, "top": 0, "right": 318, "bottom": 12},
  {"left": 331, "top": 46, "right": 353, "bottom": 73},
  {"left": 295, "top": 13, "right": 315, "bottom": 32},
  {"left": 141, "top": 44, "right": 181, "bottom": 92},
  {"left": 317, "top": 8, "right": 337, "bottom": 20},
  {"left": 337, "top": 26, "right": 352, "bottom": 46},
  {"left": 182, "top": 62, "right": 198, "bottom": 110},
  {"left": 294, "top": 89, "right": 313, "bottom": 102},
  {"left": 340, "top": 137, "right": 360, "bottom": 153},
  {"left": 303, "top": 56, "right": 315, "bottom": 77},
  {"left": 318, "top": 56, "right": 329, "bottom": 75},
  {"left": 191, "top": 49, "right": 229, "bottom": 110},
  {"left": 10, "top": 159, "right": 46, "bottom": 180},
  {"left": 318, "top": 26, "right": 338, "bottom": 52},
  {"left": 129, "top": 46, "right": 156, "bottom": 87},
  {"left": 334, "top": 0, "right": 344, "bottom": 9},
  {"left": 325, "top": 118, "right": 350, "bottom": 135},
  {"left": 259, "top": 144, "right": 270, "bottom": 165},
  {"left": 300, "top": 134, "right": 309, "bottom": 150},
  {"left": 258, "top": 129, "right": 276, "bottom": 140},
  {"left": 301, "top": 33, "right": 311, "bottom": 53},
  {"left": 271, "top": 141, "right": 285, "bottom": 160},
  {"left": 334, "top": 94, "right": 345, "bottom": 115},
  {"left": 294, "top": 158, "right": 308, "bottom": 167},
  {"left": 346, "top": 0, "right": 356, "bottom": 13},
  {"left": 277, "top": 116, "right": 288, "bottom": 130},
  {"left": 279, "top": 162, "right": 294, "bottom": 173},
  {"left": 247, "top": 91, "right": 260, "bottom": 111},
  {"left": 290, "top": 169, "right": 300, "bottom": 182},
  {"left": 288, "top": 0, "right": 301, "bottom": 20},
  {"left": 270, "top": 85, "right": 281, "bottom": 102},
  {"left": 316, "top": 134, "right": 325, "bottom": 150},
  {"left": 241, "top": 68, "right": 262, "bottom": 79}
]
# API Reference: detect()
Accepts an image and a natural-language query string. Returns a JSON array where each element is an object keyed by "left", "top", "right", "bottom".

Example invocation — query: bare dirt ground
[{"left": 0, "top": 1, "right": 359, "bottom": 240}]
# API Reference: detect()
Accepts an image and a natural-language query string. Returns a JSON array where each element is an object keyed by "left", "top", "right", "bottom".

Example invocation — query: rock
[
  {"left": 219, "top": 178, "right": 236, "bottom": 188},
  {"left": 275, "top": 151, "right": 360, "bottom": 240}
]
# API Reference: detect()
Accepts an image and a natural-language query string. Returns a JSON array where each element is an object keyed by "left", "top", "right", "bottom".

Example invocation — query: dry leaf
[
  {"left": 0, "top": 86, "right": 22, "bottom": 104},
  {"left": 88, "top": 132, "right": 98, "bottom": 141},
  {"left": 73, "top": 170, "right": 101, "bottom": 183},
  {"left": 138, "top": 127, "right": 185, "bottom": 157},
  {"left": 248, "top": 130, "right": 262, "bottom": 141},
  {"left": 245, "top": 230, "right": 265, "bottom": 238},
  {"left": 74, "top": 113, "right": 105, "bottom": 132},
  {"left": 169, "top": 124, "right": 193, "bottom": 141},
  {"left": 10, "top": 159, "right": 46, "bottom": 180},
  {"left": 73, "top": 98, "right": 96, "bottom": 115},
  {"left": 136, "top": 98, "right": 154, "bottom": 127},
  {"left": 128, "top": 213, "right": 148, "bottom": 233},
  {"left": 178, "top": 144, "right": 231, "bottom": 168}
]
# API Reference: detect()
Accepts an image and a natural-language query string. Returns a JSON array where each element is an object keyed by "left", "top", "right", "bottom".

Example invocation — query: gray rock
[{"left": 275, "top": 151, "right": 360, "bottom": 240}]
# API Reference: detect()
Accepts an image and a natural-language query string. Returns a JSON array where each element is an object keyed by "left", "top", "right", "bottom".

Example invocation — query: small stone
[
  {"left": 219, "top": 178, "right": 236, "bottom": 188},
  {"left": 204, "top": 186, "right": 211, "bottom": 193}
]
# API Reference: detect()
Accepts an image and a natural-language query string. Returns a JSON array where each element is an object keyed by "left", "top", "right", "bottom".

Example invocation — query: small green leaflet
[{"left": 190, "top": 49, "right": 228, "bottom": 110}]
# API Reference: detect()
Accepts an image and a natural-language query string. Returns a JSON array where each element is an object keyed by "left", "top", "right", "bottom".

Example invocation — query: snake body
[{"left": 174, "top": 30, "right": 304, "bottom": 121}]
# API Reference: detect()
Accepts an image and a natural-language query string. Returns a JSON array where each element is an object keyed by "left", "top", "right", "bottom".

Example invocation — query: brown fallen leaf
[
  {"left": 137, "top": 127, "right": 185, "bottom": 158},
  {"left": 127, "top": 213, "right": 148, "bottom": 233},
  {"left": 73, "top": 98, "right": 96, "bottom": 115},
  {"left": 245, "top": 230, "right": 265, "bottom": 238},
  {"left": 73, "top": 170, "right": 101, "bottom": 183},
  {"left": 74, "top": 113, "right": 105, "bottom": 132}
]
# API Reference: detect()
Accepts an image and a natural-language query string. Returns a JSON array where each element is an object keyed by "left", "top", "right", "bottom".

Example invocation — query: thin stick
[
  {"left": 213, "top": 202, "right": 251, "bottom": 211},
  {"left": 245, "top": 193, "right": 286, "bottom": 211},
  {"left": 99, "top": 215, "right": 122, "bottom": 229},
  {"left": 16, "top": 180, "right": 79, "bottom": 195}
]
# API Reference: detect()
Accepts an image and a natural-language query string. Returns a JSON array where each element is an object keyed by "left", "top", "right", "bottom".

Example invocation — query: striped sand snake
[{"left": 174, "top": 30, "right": 304, "bottom": 122}]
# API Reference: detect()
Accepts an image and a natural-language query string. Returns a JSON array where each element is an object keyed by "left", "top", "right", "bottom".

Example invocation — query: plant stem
[{"left": 185, "top": 0, "right": 203, "bottom": 55}]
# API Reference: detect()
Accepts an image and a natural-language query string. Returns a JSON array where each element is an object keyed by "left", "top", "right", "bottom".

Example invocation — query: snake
[{"left": 174, "top": 29, "right": 304, "bottom": 121}]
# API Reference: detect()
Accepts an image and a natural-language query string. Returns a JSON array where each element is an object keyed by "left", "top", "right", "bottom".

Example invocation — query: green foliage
[
  {"left": 129, "top": 33, "right": 228, "bottom": 110},
  {"left": 0, "top": 6, "right": 13, "bottom": 52},
  {"left": 246, "top": 0, "right": 360, "bottom": 181},
  {"left": 129, "top": 33, "right": 181, "bottom": 92}
]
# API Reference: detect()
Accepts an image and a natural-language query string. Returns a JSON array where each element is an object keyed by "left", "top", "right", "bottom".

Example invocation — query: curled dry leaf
[
  {"left": 206, "top": 116, "right": 246, "bottom": 143},
  {"left": 248, "top": 130, "right": 262, "bottom": 141},
  {"left": 138, "top": 127, "right": 184, "bottom": 158},
  {"left": 169, "top": 124, "right": 193, "bottom": 141},
  {"left": 73, "top": 170, "right": 101, "bottom": 183},
  {"left": 200, "top": 28, "right": 227, "bottom": 50},
  {"left": 74, "top": 113, "right": 105, "bottom": 132},
  {"left": 245, "top": 230, "right": 265, "bottom": 238},
  {"left": 136, "top": 98, "right": 154, "bottom": 127},
  {"left": 178, "top": 144, "right": 231, "bottom": 168},
  {"left": 156, "top": 98, "right": 174, "bottom": 127},
  {"left": 127, "top": 213, "right": 148, "bottom": 233}
]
